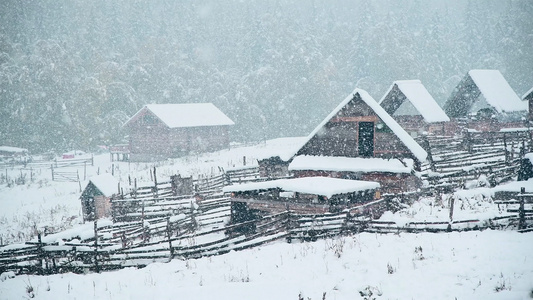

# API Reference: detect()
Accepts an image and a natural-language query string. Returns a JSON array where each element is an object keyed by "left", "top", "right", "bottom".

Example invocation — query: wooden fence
[
  {"left": 2, "top": 195, "right": 531, "bottom": 276},
  {"left": 419, "top": 130, "right": 531, "bottom": 190}
]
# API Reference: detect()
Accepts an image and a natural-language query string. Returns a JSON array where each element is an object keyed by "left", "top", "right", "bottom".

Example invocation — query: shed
[
  {"left": 80, "top": 173, "right": 119, "bottom": 221},
  {"left": 290, "top": 88, "right": 426, "bottom": 193},
  {"left": 124, "top": 103, "right": 234, "bottom": 161},
  {"left": 378, "top": 80, "right": 449, "bottom": 137},
  {"left": 223, "top": 176, "right": 381, "bottom": 218},
  {"left": 444, "top": 70, "right": 527, "bottom": 132},
  {"left": 253, "top": 137, "right": 307, "bottom": 178}
]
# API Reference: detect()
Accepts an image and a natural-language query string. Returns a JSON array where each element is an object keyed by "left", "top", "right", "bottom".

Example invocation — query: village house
[
  {"left": 288, "top": 88, "right": 427, "bottom": 194},
  {"left": 378, "top": 80, "right": 450, "bottom": 137},
  {"left": 80, "top": 173, "right": 119, "bottom": 221},
  {"left": 123, "top": 103, "right": 234, "bottom": 161},
  {"left": 444, "top": 70, "right": 528, "bottom": 132}
]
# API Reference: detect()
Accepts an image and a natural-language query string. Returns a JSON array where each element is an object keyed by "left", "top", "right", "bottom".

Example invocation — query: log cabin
[
  {"left": 124, "top": 103, "right": 234, "bottom": 161},
  {"left": 444, "top": 70, "right": 528, "bottom": 132},
  {"left": 289, "top": 88, "right": 427, "bottom": 194},
  {"left": 224, "top": 176, "right": 383, "bottom": 218},
  {"left": 80, "top": 173, "right": 118, "bottom": 221},
  {"left": 378, "top": 80, "right": 450, "bottom": 137}
]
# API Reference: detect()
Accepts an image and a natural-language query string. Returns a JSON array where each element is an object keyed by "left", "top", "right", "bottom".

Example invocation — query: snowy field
[
  {"left": 1, "top": 138, "right": 532, "bottom": 299},
  {"left": 1, "top": 231, "right": 532, "bottom": 299}
]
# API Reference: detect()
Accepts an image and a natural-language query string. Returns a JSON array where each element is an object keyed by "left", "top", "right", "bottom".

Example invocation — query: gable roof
[
  {"left": 523, "top": 87, "right": 533, "bottom": 101},
  {"left": 88, "top": 173, "right": 118, "bottom": 197},
  {"left": 297, "top": 88, "right": 427, "bottom": 162},
  {"left": 445, "top": 70, "right": 526, "bottom": 117},
  {"left": 124, "top": 103, "right": 235, "bottom": 128},
  {"left": 378, "top": 80, "right": 449, "bottom": 123}
]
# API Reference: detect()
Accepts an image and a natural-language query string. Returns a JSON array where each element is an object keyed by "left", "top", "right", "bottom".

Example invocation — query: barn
[
  {"left": 80, "top": 173, "right": 119, "bottom": 221},
  {"left": 444, "top": 70, "right": 528, "bottom": 132},
  {"left": 523, "top": 87, "right": 533, "bottom": 122},
  {"left": 378, "top": 80, "right": 450, "bottom": 137},
  {"left": 124, "top": 103, "right": 234, "bottom": 161},
  {"left": 289, "top": 88, "right": 427, "bottom": 193}
]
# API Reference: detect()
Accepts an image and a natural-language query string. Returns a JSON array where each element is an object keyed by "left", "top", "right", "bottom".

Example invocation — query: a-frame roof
[
  {"left": 444, "top": 70, "right": 526, "bottom": 117},
  {"left": 296, "top": 88, "right": 427, "bottom": 162},
  {"left": 523, "top": 87, "right": 533, "bottom": 101},
  {"left": 83, "top": 173, "right": 118, "bottom": 198},
  {"left": 124, "top": 103, "right": 235, "bottom": 128},
  {"left": 378, "top": 80, "right": 449, "bottom": 123}
]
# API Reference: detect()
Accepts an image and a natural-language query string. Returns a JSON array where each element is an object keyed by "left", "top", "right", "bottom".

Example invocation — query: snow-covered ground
[
  {"left": 1, "top": 231, "right": 532, "bottom": 300},
  {"left": 1, "top": 138, "right": 532, "bottom": 299}
]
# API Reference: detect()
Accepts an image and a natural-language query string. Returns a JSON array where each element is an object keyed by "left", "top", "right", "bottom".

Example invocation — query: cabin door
[{"left": 358, "top": 122, "right": 374, "bottom": 157}]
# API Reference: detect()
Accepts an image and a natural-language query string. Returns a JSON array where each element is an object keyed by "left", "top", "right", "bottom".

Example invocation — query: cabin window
[{"left": 358, "top": 122, "right": 374, "bottom": 157}]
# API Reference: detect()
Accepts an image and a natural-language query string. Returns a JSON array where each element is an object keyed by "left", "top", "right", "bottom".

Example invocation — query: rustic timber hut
[
  {"left": 522, "top": 87, "right": 533, "bottom": 122},
  {"left": 223, "top": 176, "right": 382, "bottom": 219},
  {"left": 378, "top": 80, "right": 450, "bottom": 137},
  {"left": 254, "top": 137, "right": 307, "bottom": 178},
  {"left": 444, "top": 70, "right": 528, "bottom": 132},
  {"left": 289, "top": 88, "right": 427, "bottom": 193},
  {"left": 124, "top": 103, "right": 234, "bottom": 161},
  {"left": 80, "top": 173, "right": 118, "bottom": 221}
]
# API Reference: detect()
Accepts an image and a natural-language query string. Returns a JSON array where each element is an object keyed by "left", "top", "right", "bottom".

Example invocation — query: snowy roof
[
  {"left": 88, "top": 173, "right": 119, "bottom": 197},
  {"left": 0, "top": 146, "right": 28, "bottom": 153},
  {"left": 298, "top": 88, "right": 427, "bottom": 162},
  {"left": 223, "top": 176, "right": 380, "bottom": 198},
  {"left": 467, "top": 70, "right": 526, "bottom": 113},
  {"left": 379, "top": 80, "right": 450, "bottom": 123},
  {"left": 253, "top": 137, "right": 308, "bottom": 162},
  {"left": 288, "top": 155, "right": 414, "bottom": 174},
  {"left": 523, "top": 86, "right": 533, "bottom": 101},
  {"left": 124, "top": 103, "right": 235, "bottom": 128}
]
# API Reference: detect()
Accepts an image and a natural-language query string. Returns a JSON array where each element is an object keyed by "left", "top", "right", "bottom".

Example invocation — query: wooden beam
[{"left": 331, "top": 116, "right": 378, "bottom": 123}]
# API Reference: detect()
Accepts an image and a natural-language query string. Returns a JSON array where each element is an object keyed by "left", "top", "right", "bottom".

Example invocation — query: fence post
[
  {"left": 167, "top": 217, "right": 174, "bottom": 259},
  {"left": 519, "top": 187, "right": 526, "bottom": 230},
  {"left": 91, "top": 154, "right": 94, "bottom": 166},
  {"left": 285, "top": 211, "right": 292, "bottom": 243},
  {"left": 37, "top": 232, "right": 44, "bottom": 275},
  {"left": 153, "top": 167, "right": 158, "bottom": 197},
  {"left": 51, "top": 164, "right": 54, "bottom": 181},
  {"left": 84, "top": 161, "right": 87, "bottom": 180},
  {"left": 94, "top": 220, "right": 99, "bottom": 273}
]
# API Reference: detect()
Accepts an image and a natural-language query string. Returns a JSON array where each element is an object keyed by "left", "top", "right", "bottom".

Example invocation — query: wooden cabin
[
  {"left": 224, "top": 176, "right": 382, "bottom": 219},
  {"left": 254, "top": 137, "right": 307, "bottom": 178},
  {"left": 378, "top": 80, "right": 450, "bottom": 137},
  {"left": 444, "top": 70, "right": 528, "bottom": 133},
  {"left": 522, "top": 87, "right": 533, "bottom": 122},
  {"left": 124, "top": 103, "right": 234, "bottom": 161},
  {"left": 80, "top": 173, "right": 118, "bottom": 221},
  {"left": 289, "top": 89, "right": 427, "bottom": 193}
]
